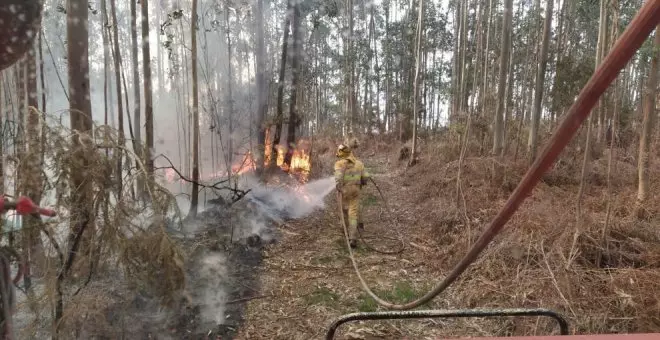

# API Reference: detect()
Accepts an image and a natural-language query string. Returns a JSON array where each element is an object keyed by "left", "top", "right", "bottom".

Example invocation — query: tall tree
[
  {"left": 224, "top": 2, "right": 234, "bottom": 164},
  {"left": 189, "top": 0, "right": 200, "bottom": 217},
  {"left": 527, "top": 0, "right": 554, "bottom": 162},
  {"left": 636, "top": 25, "right": 660, "bottom": 215},
  {"left": 283, "top": 0, "right": 302, "bottom": 168},
  {"left": 60, "top": 0, "right": 94, "bottom": 329},
  {"left": 253, "top": 0, "right": 267, "bottom": 175},
  {"left": 270, "top": 0, "right": 291, "bottom": 169},
  {"left": 142, "top": 0, "right": 154, "bottom": 186},
  {"left": 130, "top": 0, "right": 142, "bottom": 193},
  {"left": 110, "top": 0, "right": 125, "bottom": 196},
  {"left": 492, "top": 0, "right": 512, "bottom": 170},
  {"left": 409, "top": 0, "right": 424, "bottom": 166},
  {"left": 577, "top": 0, "right": 607, "bottom": 217}
]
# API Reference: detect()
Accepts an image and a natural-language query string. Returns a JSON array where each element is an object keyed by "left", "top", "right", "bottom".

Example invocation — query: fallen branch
[{"left": 226, "top": 294, "right": 270, "bottom": 304}]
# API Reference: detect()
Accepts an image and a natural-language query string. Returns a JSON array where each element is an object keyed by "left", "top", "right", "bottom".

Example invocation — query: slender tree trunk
[
  {"left": 59, "top": 0, "right": 94, "bottom": 332},
  {"left": 254, "top": 0, "right": 267, "bottom": 175},
  {"left": 577, "top": 0, "right": 607, "bottom": 218},
  {"left": 492, "top": 0, "right": 512, "bottom": 182},
  {"left": 270, "top": 0, "right": 291, "bottom": 168},
  {"left": 142, "top": 0, "right": 154, "bottom": 186},
  {"left": 110, "top": 0, "right": 125, "bottom": 196},
  {"left": 283, "top": 0, "right": 301, "bottom": 168},
  {"left": 189, "top": 0, "right": 200, "bottom": 217},
  {"left": 595, "top": 0, "right": 608, "bottom": 144},
  {"left": 527, "top": 0, "right": 553, "bottom": 163},
  {"left": 409, "top": 0, "right": 424, "bottom": 166},
  {"left": 101, "top": 0, "right": 109, "bottom": 140},
  {"left": 225, "top": 3, "right": 234, "bottom": 165},
  {"left": 130, "top": 0, "right": 143, "bottom": 193},
  {"left": 635, "top": 25, "right": 660, "bottom": 217}
]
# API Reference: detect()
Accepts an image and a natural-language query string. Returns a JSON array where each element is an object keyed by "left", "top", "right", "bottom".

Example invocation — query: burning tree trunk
[
  {"left": 283, "top": 0, "right": 301, "bottom": 169},
  {"left": 189, "top": 0, "right": 200, "bottom": 217},
  {"left": 636, "top": 25, "right": 660, "bottom": 218},
  {"left": 142, "top": 0, "right": 154, "bottom": 187},
  {"left": 254, "top": 0, "right": 268, "bottom": 175},
  {"left": 110, "top": 0, "right": 125, "bottom": 196},
  {"left": 270, "top": 0, "right": 291, "bottom": 169},
  {"left": 59, "top": 0, "right": 94, "bottom": 331}
]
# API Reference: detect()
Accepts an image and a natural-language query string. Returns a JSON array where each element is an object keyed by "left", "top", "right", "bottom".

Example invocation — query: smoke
[
  {"left": 244, "top": 175, "right": 336, "bottom": 225},
  {"left": 188, "top": 252, "right": 229, "bottom": 327}
]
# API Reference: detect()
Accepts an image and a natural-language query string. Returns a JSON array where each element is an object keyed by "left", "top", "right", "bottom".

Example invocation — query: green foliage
[
  {"left": 304, "top": 286, "right": 341, "bottom": 306},
  {"left": 356, "top": 281, "right": 423, "bottom": 312}
]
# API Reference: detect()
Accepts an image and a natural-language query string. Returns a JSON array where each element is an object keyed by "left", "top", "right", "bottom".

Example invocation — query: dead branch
[{"left": 153, "top": 153, "right": 251, "bottom": 203}]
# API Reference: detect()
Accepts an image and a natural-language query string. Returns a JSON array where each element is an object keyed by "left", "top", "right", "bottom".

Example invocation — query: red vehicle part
[{"left": 0, "top": 196, "right": 58, "bottom": 285}]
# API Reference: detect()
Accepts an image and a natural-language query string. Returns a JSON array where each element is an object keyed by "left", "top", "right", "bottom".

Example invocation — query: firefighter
[{"left": 334, "top": 143, "right": 370, "bottom": 248}]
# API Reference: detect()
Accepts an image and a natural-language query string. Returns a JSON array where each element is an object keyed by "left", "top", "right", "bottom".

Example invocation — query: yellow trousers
[{"left": 341, "top": 187, "right": 361, "bottom": 242}]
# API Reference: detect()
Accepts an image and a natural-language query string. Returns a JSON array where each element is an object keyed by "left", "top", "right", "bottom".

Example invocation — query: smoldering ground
[{"left": 71, "top": 173, "right": 336, "bottom": 339}]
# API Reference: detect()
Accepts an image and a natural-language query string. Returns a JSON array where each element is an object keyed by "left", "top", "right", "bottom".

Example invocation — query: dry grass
[{"left": 238, "top": 135, "right": 660, "bottom": 339}]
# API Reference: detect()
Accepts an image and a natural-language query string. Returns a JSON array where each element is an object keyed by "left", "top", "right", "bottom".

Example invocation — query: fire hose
[{"left": 337, "top": 2, "right": 660, "bottom": 311}]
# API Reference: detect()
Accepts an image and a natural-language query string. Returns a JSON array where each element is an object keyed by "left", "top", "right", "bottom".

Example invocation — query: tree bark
[
  {"left": 130, "top": 0, "right": 142, "bottom": 193},
  {"left": 59, "top": 0, "right": 94, "bottom": 332},
  {"left": 492, "top": 0, "right": 512, "bottom": 182},
  {"left": 527, "top": 0, "right": 554, "bottom": 163},
  {"left": 409, "top": 0, "right": 424, "bottom": 166},
  {"left": 283, "top": 0, "right": 302, "bottom": 168},
  {"left": 142, "top": 0, "right": 154, "bottom": 186},
  {"left": 189, "top": 0, "right": 200, "bottom": 217},
  {"left": 636, "top": 25, "right": 660, "bottom": 215},
  {"left": 110, "top": 0, "right": 125, "bottom": 196},
  {"left": 270, "top": 0, "right": 291, "bottom": 168},
  {"left": 253, "top": 0, "right": 267, "bottom": 176}
]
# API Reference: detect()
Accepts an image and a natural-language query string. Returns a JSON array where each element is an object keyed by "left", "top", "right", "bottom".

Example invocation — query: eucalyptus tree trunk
[
  {"left": 271, "top": 0, "right": 291, "bottom": 168},
  {"left": 492, "top": 0, "right": 512, "bottom": 182},
  {"left": 142, "top": 0, "right": 154, "bottom": 184},
  {"left": 110, "top": 0, "right": 125, "bottom": 196},
  {"left": 636, "top": 25, "right": 660, "bottom": 216},
  {"left": 409, "top": 0, "right": 424, "bottom": 166},
  {"left": 189, "top": 0, "right": 200, "bottom": 217},
  {"left": 254, "top": 0, "right": 267, "bottom": 175},
  {"left": 130, "top": 0, "right": 143, "bottom": 193},
  {"left": 283, "top": 0, "right": 301, "bottom": 168},
  {"left": 527, "top": 0, "right": 553, "bottom": 163}
]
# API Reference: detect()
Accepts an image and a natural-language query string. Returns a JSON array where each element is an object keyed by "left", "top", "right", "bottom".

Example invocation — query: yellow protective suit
[{"left": 334, "top": 145, "right": 370, "bottom": 246}]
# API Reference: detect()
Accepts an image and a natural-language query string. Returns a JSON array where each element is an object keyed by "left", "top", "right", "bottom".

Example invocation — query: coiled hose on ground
[{"left": 336, "top": 2, "right": 660, "bottom": 311}]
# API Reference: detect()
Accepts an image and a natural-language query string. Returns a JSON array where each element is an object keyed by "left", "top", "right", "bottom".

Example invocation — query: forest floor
[{"left": 235, "top": 135, "right": 660, "bottom": 340}]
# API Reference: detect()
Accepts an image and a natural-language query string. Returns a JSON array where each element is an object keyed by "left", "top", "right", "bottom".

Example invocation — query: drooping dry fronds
[{"left": 9, "top": 109, "right": 187, "bottom": 337}]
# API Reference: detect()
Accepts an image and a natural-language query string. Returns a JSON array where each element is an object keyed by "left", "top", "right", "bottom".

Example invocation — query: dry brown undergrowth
[
  {"left": 237, "top": 133, "right": 660, "bottom": 339},
  {"left": 9, "top": 110, "right": 186, "bottom": 339}
]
